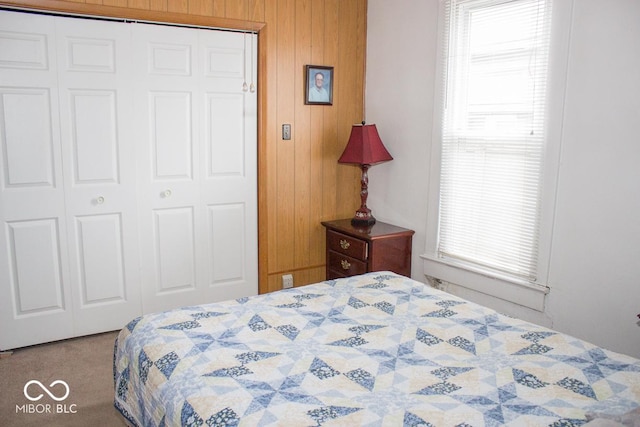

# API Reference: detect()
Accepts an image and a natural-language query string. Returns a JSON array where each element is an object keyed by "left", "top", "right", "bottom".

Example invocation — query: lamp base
[
  {"left": 350, "top": 164, "right": 376, "bottom": 227},
  {"left": 351, "top": 212, "right": 376, "bottom": 227}
]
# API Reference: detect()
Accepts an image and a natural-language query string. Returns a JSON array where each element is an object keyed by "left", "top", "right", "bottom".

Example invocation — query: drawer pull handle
[
  {"left": 96, "top": 196, "right": 105, "bottom": 204},
  {"left": 339, "top": 239, "right": 350, "bottom": 250},
  {"left": 340, "top": 259, "right": 351, "bottom": 270}
]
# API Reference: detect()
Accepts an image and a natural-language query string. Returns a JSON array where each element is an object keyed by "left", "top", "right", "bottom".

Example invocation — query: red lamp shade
[
  {"left": 338, "top": 123, "right": 392, "bottom": 227},
  {"left": 338, "top": 123, "right": 393, "bottom": 165}
]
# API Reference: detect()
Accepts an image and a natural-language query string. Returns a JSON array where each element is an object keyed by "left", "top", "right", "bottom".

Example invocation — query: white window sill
[{"left": 420, "top": 253, "right": 549, "bottom": 312}]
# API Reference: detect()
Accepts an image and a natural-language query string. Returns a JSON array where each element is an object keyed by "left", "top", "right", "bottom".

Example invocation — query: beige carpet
[{"left": 0, "top": 331, "right": 128, "bottom": 427}]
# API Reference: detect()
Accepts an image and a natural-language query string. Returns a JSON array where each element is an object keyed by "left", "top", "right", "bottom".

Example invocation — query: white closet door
[
  {"left": 133, "top": 24, "right": 258, "bottom": 313},
  {"left": 0, "top": 11, "right": 73, "bottom": 348},
  {"left": 133, "top": 24, "right": 203, "bottom": 313},
  {"left": 0, "top": 10, "right": 258, "bottom": 349},
  {"left": 198, "top": 30, "right": 258, "bottom": 303},
  {"left": 54, "top": 16, "right": 142, "bottom": 334}
]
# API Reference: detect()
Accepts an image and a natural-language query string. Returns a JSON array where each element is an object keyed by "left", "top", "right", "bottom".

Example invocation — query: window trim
[
  {"left": 422, "top": 0, "right": 574, "bottom": 311},
  {"left": 422, "top": 254, "right": 549, "bottom": 310}
]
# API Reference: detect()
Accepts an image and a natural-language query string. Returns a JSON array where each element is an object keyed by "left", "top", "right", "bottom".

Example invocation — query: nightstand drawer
[
  {"left": 326, "top": 230, "right": 367, "bottom": 260},
  {"left": 322, "top": 219, "right": 415, "bottom": 280},
  {"left": 327, "top": 250, "right": 367, "bottom": 277}
]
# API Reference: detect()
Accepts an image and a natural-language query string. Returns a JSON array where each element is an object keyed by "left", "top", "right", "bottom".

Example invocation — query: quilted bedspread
[{"left": 114, "top": 272, "right": 640, "bottom": 426}]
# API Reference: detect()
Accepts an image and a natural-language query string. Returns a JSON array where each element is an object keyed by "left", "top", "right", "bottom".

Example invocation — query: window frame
[{"left": 422, "top": 0, "right": 574, "bottom": 311}]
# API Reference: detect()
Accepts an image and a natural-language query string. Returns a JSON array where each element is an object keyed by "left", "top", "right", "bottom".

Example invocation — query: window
[{"left": 424, "top": 0, "right": 554, "bottom": 308}]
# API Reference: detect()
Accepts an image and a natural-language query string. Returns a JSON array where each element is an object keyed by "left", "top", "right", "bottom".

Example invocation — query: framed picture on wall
[{"left": 305, "top": 65, "right": 333, "bottom": 105}]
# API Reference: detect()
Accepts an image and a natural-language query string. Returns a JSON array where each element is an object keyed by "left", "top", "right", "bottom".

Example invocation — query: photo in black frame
[{"left": 305, "top": 65, "right": 333, "bottom": 105}]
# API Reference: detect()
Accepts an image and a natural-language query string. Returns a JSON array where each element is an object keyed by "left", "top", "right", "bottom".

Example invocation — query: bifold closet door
[
  {"left": 0, "top": 11, "right": 142, "bottom": 348},
  {"left": 0, "top": 10, "right": 257, "bottom": 349},
  {"left": 54, "top": 17, "right": 142, "bottom": 335},
  {"left": 133, "top": 24, "right": 258, "bottom": 313},
  {"left": 0, "top": 12, "right": 73, "bottom": 348}
]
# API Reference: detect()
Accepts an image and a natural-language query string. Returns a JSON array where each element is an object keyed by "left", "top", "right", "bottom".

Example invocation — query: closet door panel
[
  {"left": 7, "top": 219, "right": 66, "bottom": 314},
  {"left": 153, "top": 207, "right": 197, "bottom": 293},
  {"left": 201, "top": 30, "right": 247, "bottom": 91},
  {"left": 74, "top": 214, "right": 126, "bottom": 303},
  {"left": 68, "top": 90, "right": 119, "bottom": 183},
  {"left": 65, "top": 36, "right": 115, "bottom": 73},
  {"left": 55, "top": 16, "right": 141, "bottom": 334},
  {"left": 0, "top": 88, "right": 64, "bottom": 229},
  {"left": 150, "top": 91, "right": 194, "bottom": 179},
  {"left": 206, "top": 93, "right": 245, "bottom": 176},
  {"left": 0, "top": 14, "right": 51, "bottom": 82},
  {"left": 208, "top": 203, "right": 245, "bottom": 284},
  {"left": 199, "top": 31, "right": 258, "bottom": 301},
  {"left": 135, "top": 23, "right": 204, "bottom": 313},
  {"left": 0, "top": 11, "right": 73, "bottom": 350},
  {"left": 0, "top": 32, "right": 48, "bottom": 71},
  {"left": 2, "top": 90, "right": 56, "bottom": 187}
]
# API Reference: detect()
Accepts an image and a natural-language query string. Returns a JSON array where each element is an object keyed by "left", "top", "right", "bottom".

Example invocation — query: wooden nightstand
[{"left": 321, "top": 219, "right": 415, "bottom": 280}]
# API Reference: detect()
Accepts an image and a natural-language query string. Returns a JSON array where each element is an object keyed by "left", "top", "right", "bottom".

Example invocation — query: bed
[{"left": 113, "top": 272, "right": 640, "bottom": 426}]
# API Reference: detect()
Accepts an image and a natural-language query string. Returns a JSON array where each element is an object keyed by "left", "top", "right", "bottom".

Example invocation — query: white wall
[{"left": 365, "top": 0, "right": 640, "bottom": 359}]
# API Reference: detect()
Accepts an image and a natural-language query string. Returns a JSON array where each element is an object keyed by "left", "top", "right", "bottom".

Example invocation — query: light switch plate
[{"left": 282, "top": 124, "right": 291, "bottom": 140}]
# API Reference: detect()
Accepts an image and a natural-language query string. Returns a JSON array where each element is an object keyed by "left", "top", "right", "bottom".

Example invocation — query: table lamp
[{"left": 338, "top": 122, "right": 393, "bottom": 226}]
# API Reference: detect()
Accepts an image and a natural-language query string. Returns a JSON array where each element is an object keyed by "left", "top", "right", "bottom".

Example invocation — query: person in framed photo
[
  {"left": 309, "top": 71, "right": 329, "bottom": 102},
  {"left": 306, "top": 65, "right": 333, "bottom": 104}
]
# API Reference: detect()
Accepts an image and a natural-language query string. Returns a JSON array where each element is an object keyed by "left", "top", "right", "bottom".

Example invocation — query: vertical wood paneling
[
  {"left": 263, "top": 0, "right": 278, "bottom": 290},
  {"left": 148, "top": 0, "right": 165, "bottom": 11},
  {"left": 167, "top": 0, "right": 188, "bottom": 14},
  {"left": 264, "top": 0, "right": 365, "bottom": 292},
  {"left": 128, "top": 0, "right": 150, "bottom": 10},
  {"left": 102, "top": 0, "right": 128, "bottom": 7},
  {"left": 320, "top": 0, "right": 341, "bottom": 263},
  {"left": 274, "top": 0, "right": 296, "bottom": 274},
  {"left": 188, "top": 0, "right": 212, "bottom": 16},
  {"left": 335, "top": 0, "right": 364, "bottom": 220},
  {"left": 293, "top": 0, "right": 311, "bottom": 270},
  {"left": 309, "top": 0, "right": 325, "bottom": 267},
  {"left": 322, "top": 0, "right": 339, "bottom": 222},
  {"left": 4, "top": 0, "right": 367, "bottom": 294},
  {"left": 211, "top": 0, "right": 225, "bottom": 16},
  {"left": 224, "top": 0, "right": 244, "bottom": 20},
  {"left": 249, "top": 0, "right": 264, "bottom": 21}
]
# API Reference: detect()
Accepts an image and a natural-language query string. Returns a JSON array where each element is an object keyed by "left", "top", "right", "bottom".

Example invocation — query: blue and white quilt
[{"left": 114, "top": 272, "right": 640, "bottom": 426}]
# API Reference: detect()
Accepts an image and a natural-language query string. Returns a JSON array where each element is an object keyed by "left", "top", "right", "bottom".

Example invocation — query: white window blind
[{"left": 438, "top": 0, "right": 552, "bottom": 281}]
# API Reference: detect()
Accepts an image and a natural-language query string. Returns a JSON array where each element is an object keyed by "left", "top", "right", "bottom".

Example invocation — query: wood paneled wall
[
  {"left": 2, "top": 0, "right": 366, "bottom": 294},
  {"left": 263, "top": 0, "right": 364, "bottom": 293}
]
